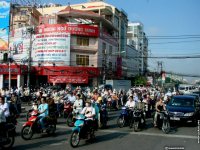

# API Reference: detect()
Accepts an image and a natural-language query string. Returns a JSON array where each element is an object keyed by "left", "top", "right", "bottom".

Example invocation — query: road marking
[
  {"left": 99, "top": 129, "right": 197, "bottom": 139},
  {"left": 18, "top": 121, "right": 197, "bottom": 140}
]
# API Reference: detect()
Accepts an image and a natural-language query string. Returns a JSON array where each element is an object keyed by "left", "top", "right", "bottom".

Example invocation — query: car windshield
[{"left": 168, "top": 97, "right": 194, "bottom": 107}]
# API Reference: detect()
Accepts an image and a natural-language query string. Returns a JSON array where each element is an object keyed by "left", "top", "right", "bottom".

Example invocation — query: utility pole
[{"left": 27, "top": 27, "right": 34, "bottom": 92}]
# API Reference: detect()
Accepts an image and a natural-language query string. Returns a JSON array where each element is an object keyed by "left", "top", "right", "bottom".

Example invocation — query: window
[
  {"left": 76, "top": 55, "right": 89, "bottom": 66},
  {"left": 102, "top": 42, "right": 106, "bottom": 54},
  {"left": 109, "top": 46, "right": 112, "bottom": 55},
  {"left": 48, "top": 18, "right": 56, "bottom": 24},
  {"left": 21, "top": 10, "right": 27, "bottom": 15},
  {"left": 77, "top": 37, "right": 89, "bottom": 46}
]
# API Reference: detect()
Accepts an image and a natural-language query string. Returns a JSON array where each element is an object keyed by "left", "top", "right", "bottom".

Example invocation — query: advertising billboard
[
  {"left": 0, "top": 0, "right": 10, "bottom": 51},
  {"left": 36, "top": 24, "right": 99, "bottom": 37},
  {"left": 9, "top": 27, "right": 31, "bottom": 62},
  {"left": 33, "top": 32, "right": 70, "bottom": 66}
]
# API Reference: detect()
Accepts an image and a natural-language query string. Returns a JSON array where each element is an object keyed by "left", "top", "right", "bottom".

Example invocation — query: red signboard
[
  {"left": 48, "top": 76, "right": 88, "bottom": 84},
  {"left": 33, "top": 66, "right": 99, "bottom": 77},
  {"left": 116, "top": 57, "right": 122, "bottom": 78},
  {"left": 0, "top": 65, "right": 21, "bottom": 75},
  {"left": 36, "top": 24, "right": 99, "bottom": 37}
]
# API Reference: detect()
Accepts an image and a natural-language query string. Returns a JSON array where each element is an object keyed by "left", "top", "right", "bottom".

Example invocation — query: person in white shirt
[
  {"left": 73, "top": 94, "right": 83, "bottom": 115},
  {"left": 81, "top": 100, "right": 95, "bottom": 120},
  {"left": 68, "top": 92, "right": 76, "bottom": 104},
  {"left": 0, "top": 96, "right": 10, "bottom": 122},
  {"left": 81, "top": 100, "right": 96, "bottom": 134},
  {"left": 125, "top": 96, "right": 137, "bottom": 109}
]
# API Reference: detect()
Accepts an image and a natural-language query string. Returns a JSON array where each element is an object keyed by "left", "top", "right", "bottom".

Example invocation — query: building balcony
[
  {"left": 71, "top": 45, "right": 97, "bottom": 53},
  {"left": 14, "top": 15, "right": 29, "bottom": 22}
]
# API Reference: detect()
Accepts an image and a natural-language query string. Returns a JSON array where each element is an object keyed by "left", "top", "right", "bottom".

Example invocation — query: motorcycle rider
[
  {"left": 0, "top": 96, "right": 10, "bottom": 122},
  {"left": 81, "top": 100, "right": 96, "bottom": 135},
  {"left": 125, "top": 95, "right": 138, "bottom": 119},
  {"left": 154, "top": 97, "right": 166, "bottom": 127},
  {"left": 0, "top": 97, "right": 6, "bottom": 132},
  {"left": 73, "top": 94, "right": 83, "bottom": 116},
  {"left": 38, "top": 98, "right": 49, "bottom": 131}
]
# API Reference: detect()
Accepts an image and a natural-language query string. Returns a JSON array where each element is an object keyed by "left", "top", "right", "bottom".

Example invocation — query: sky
[{"left": 22, "top": 0, "right": 200, "bottom": 82}]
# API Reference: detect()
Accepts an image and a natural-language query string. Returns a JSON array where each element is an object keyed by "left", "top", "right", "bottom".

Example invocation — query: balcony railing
[{"left": 14, "top": 15, "right": 29, "bottom": 22}]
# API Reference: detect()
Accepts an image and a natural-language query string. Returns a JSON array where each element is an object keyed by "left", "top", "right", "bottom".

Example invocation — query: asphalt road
[{"left": 11, "top": 105, "right": 200, "bottom": 150}]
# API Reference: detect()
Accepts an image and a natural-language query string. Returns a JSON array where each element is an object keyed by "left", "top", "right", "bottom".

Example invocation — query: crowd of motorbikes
[{"left": 0, "top": 86, "right": 173, "bottom": 149}]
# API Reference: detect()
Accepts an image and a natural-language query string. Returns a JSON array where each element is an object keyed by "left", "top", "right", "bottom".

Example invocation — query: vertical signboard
[
  {"left": 0, "top": 0, "right": 10, "bottom": 51},
  {"left": 32, "top": 32, "right": 70, "bottom": 66},
  {"left": 116, "top": 56, "right": 122, "bottom": 78},
  {"left": 9, "top": 27, "right": 31, "bottom": 62}
]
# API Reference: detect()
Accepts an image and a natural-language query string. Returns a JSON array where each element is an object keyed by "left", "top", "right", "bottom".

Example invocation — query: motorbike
[
  {"left": 66, "top": 109, "right": 79, "bottom": 127},
  {"left": 117, "top": 107, "right": 130, "bottom": 128},
  {"left": 70, "top": 114, "right": 96, "bottom": 147},
  {"left": 21, "top": 110, "right": 56, "bottom": 140},
  {"left": 99, "top": 104, "right": 108, "bottom": 128},
  {"left": 129, "top": 108, "right": 146, "bottom": 132},
  {"left": 63, "top": 101, "right": 73, "bottom": 118},
  {"left": 26, "top": 102, "right": 38, "bottom": 121},
  {"left": 156, "top": 111, "right": 170, "bottom": 134},
  {"left": 0, "top": 122, "right": 16, "bottom": 150}
]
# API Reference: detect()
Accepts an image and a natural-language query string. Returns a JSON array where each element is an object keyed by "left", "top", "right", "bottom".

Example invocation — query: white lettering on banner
[{"left": 32, "top": 32, "right": 70, "bottom": 66}]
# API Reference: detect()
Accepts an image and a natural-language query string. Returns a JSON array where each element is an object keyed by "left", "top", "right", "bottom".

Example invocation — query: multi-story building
[
  {"left": 127, "top": 22, "right": 148, "bottom": 75},
  {"left": 0, "top": 0, "right": 128, "bottom": 88}
]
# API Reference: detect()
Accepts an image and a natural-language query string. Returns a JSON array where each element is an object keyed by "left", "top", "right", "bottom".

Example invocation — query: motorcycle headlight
[{"left": 184, "top": 112, "right": 194, "bottom": 116}]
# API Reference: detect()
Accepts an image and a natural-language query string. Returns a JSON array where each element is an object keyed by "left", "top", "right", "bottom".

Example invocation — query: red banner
[
  {"left": 36, "top": 24, "right": 99, "bottom": 37},
  {"left": 33, "top": 66, "right": 99, "bottom": 77},
  {"left": 48, "top": 76, "right": 88, "bottom": 84},
  {"left": 0, "top": 65, "right": 20, "bottom": 74},
  {"left": 116, "top": 57, "right": 122, "bottom": 78}
]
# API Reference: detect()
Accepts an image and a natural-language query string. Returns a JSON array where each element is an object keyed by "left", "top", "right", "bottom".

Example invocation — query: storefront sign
[
  {"left": 48, "top": 75, "right": 88, "bottom": 84},
  {"left": 0, "top": 0, "right": 10, "bottom": 51},
  {"left": 0, "top": 66, "right": 20, "bottom": 74},
  {"left": 33, "top": 32, "right": 70, "bottom": 66},
  {"left": 36, "top": 24, "right": 99, "bottom": 37}
]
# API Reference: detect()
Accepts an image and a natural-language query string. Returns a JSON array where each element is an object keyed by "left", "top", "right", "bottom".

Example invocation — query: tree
[{"left": 132, "top": 75, "right": 147, "bottom": 85}]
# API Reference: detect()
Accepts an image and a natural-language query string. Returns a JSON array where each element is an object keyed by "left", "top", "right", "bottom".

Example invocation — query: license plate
[{"left": 170, "top": 117, "right": 180, "bottom": 120}]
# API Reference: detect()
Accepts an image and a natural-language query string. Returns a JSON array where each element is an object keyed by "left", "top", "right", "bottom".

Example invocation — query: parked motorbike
[
  {"left": 117, "top": 107, "right": 130, "bottom": 128},
  {"left": 70, "top": 114, "right": 96, "bottom": 147},
  {"left": 0, "top": 122, "right": 16, "bottom": 150},
  {"left": 99, "top": 104, "right": 108, "bottom": 128},
  {"left": 129, "top": 108, "right": 146, "bottom": 131},
  {"left": 21, "top": 110, "right": 56, "bottom": 140},
  {"left": 156, "top": 111, "right": 170, "bottom": 134}
]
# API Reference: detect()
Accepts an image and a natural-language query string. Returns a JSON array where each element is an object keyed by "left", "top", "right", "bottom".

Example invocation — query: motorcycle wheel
[
  {"left": 129, "top": 119, "right": 133, "bottom": 129},
  {"left": 88, "top": 128, "right": 95, "bottom": 143},
  {"left": 21, "top": 126, "right": 33, "bottom": 140},
  {"left": 46, "top": 124, "right": 56, "bottom": 135},
  {"left": 117, "top": 117, "right": 125, "bottom": 128},
  {"left": 67, "top": 114, "right": 74, "bottom": 127},
  {"left": 70, "top": 131, "right": 80, "bottom": 148},
  {"left": 1, "top": 135, "right": 15, "bottom": 149},
  {"left": 133, "top": 121, "right": 139, "bottom": 132},
  {"left": 162, "top": 120, "right": 170, "bottom": 134}
]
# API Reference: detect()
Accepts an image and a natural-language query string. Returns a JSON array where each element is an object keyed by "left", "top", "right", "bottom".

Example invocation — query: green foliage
[{"left": 132, "top": 75, "right": 147, "bottom": 85}]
